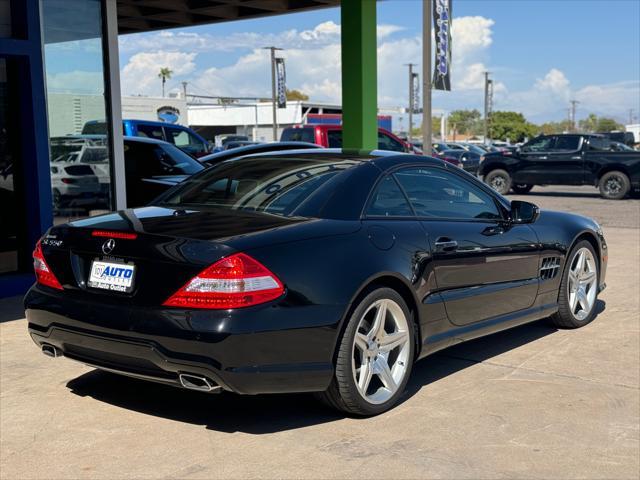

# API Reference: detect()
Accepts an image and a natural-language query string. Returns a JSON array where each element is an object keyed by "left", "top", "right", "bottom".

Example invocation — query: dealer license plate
[{"left": 88, "top": 260, "right": 136, "bottom": 293}]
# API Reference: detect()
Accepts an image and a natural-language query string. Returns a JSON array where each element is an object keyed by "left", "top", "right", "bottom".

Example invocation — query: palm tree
[{"left": 158, "top": 67, "right": 173, "bottom": 97}]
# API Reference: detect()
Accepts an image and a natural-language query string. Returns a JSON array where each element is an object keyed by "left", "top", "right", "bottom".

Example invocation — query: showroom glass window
[
  {"left": 41, "top": 0, "right": 112, "bottom": 224},
  {"left": 0, "top": 58, "right": 25, "bottom": 274}
]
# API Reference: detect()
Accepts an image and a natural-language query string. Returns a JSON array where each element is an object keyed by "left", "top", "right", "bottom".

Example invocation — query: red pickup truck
[{"left": 281, "top": 124, "right": 417, "bottom": 153}]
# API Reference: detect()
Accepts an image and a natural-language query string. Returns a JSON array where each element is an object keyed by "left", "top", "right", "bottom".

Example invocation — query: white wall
[{"left": 122, "top": 96, "right": 187, "bottom": 123}]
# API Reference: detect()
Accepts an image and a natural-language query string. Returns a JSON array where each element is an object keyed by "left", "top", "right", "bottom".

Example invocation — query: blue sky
[{"left": 112, "top": 0, "right": 640, "bottom": 125}]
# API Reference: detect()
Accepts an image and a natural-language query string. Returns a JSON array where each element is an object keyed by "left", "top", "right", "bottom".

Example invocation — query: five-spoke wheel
[
  {"left": 352, "top": 299, "right": 411, "bottom": 405},
  {"left": 550, "top": 240, "right": 600, "bottom": 328},
  {"left": 316, "top": 288, "right": 415, "bottom": 416}
]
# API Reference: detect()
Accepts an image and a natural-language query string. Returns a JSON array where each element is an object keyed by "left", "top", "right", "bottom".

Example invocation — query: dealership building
[{"left": 1, "top": 0, "right": 398, "bottom": 297}]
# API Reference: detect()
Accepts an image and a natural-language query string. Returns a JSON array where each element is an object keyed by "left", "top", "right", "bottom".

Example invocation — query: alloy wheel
[
  {"left": 490, "top": 176, "right": 507, "bottom": 192},
  {"left": 604, "top": 176, "right": 622, "bottom": 196},
  {"left": 352, "top": 299, "right": 411, "bottom": 404},
  {"left": 567, "top": 247, "right": 598, "bottom": 321}
]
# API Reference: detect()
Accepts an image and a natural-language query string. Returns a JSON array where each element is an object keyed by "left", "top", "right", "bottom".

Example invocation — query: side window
[
  {"left": 135, "top": 124, "right": 164, "bottom": 141},
  {"left": 378, "top": 132, "right": 405, "bottom": 152},
  {"left": 552, "top": 136, "right": 581, "bottom": 151},
  {"left": 327, "top": 130, "right": 343, "bottom": 148},
  {"left": 167, "top": 128, "right": 203, "bottom": 149},
  {"left": 394, "top": 167, "right": 501, "bottom": 220},
  {"left": 522, "top": 136, "right": 555, "bottom": 152},
  {"left": 588, "top": 137, "right": 609, "bottom": 151},
  {"left": 366, "top": 175, "right": 413, "bottom": 217}
]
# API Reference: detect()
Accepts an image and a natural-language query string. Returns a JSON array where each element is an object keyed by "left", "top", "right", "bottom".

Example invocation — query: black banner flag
[{"left": 433, "top": 0, "right": 452, "bottom": 91}]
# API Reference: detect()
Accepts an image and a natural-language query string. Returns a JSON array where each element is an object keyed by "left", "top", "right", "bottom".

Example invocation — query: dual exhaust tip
[{"left": 41, "top": 344, "right": 220, "bottom": 393}]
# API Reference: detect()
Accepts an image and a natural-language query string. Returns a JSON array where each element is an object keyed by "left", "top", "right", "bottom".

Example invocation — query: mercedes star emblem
[{"left": 102, "top": 239, "right": 116, "bottom": 255}]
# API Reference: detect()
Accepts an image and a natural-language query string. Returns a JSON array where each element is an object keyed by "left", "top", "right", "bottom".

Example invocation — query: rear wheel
[
  {"left": 484, "top": 169, "right": 512, "bottom": 195},
  {"left": 599, "top": 171, "right": 630, "bottom": 199},
  {"left": 549, "top": 241, "right": 599, "bottom": 328},
  {"left": 316, "top": 288, "right": 415, "bottom": 416},
  {"left": 512, "top": 183, "right": 533, "bottom": 194}
]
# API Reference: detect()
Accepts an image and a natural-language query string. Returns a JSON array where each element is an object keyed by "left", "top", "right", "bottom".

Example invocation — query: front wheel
[
  {"left": 316, "top": 288, "right": 415, "bottom": 416},
  {"left": 484, "top": 169, "right": 512, "bottom": 195},
  {"left": 598, "top": 171, "right": 630, "bottom": 200},
  {"left": 549, "top": 240, "right": 599, "bottom": 328},
  {"left": 512, "top": 183, "right": 533, "bottom": 194}
]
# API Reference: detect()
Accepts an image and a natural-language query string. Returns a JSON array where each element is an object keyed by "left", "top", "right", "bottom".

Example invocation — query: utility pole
[
  {"left": 483, "top": 71, "right": 491, "bottom": 144},
  {"left": 566, "top": 108, "right": 572, "bottom": 132},
  {"left": 570, "top": 100, "right": 579, "bottom": 132},
  {"left": 422, "top": 0, "right": 432, "bottom": 152},
  {"left": 263, "top": 46, "right": 283, "bottom": 141},
  {"left": 629, "top": 108, "right": 635, "bottom": 125},
  {"left": 405, "top": 63, "right": 417, "bottom": 144},
  {"left": 181, "top": 81, "right": 188, "bottom": 101}
]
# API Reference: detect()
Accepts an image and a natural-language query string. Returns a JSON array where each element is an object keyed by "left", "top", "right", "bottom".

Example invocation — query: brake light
[
  {"left": 33, "top": 240, "right": 63, "bottom": 290},
  {"left": 61, "top": 178, "right": 77, "bottom": 184},
  {"left": 92, "top": 230, "right": 138, "bottom": 240},
  {"left": 163, "top": 253, "right": 285, "bottom": 309}
]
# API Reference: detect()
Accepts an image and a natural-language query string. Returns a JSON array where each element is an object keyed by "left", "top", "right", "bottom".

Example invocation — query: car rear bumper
[{"left": 25, "top": 286, "right": 345, "bottom": 395}]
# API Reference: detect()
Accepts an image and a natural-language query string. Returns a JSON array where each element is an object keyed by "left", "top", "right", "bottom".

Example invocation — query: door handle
[
  {"left": 434, "top": 237, "right": 458, "bottom": 252},
  {"left": 538, "top": 156, "right": 548, "bottom": 160},
  {"left": 571, "top": 156, "right": 582, "bottom": 160}
]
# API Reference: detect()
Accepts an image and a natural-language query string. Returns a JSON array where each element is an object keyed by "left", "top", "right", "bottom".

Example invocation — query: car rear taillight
[
  {"left": 163, "top": 253, "right": 285, "bottom": 309},
  {"left": 33, "top": 240, "right": 63, "bottom": 290},
  {"left": 61, "top": 178, "right": 77, "bottom": 184}
]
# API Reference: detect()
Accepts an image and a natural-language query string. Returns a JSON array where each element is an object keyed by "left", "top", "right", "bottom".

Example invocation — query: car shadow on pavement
[
  {"left": 66, "top": 302, "right": 605, "bottom": 434},
  {"left": 0, "top": 296, "right": 26, "bottom": 324}
]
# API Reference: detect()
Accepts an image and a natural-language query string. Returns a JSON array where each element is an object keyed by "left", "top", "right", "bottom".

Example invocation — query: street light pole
[
  {"left": 406, "top": 63, "right": 416, "bottom": 144},
  {"left": 483, "top": 71, "right": 491, "bottom": 144},
  {"left": 422, "top": 0, "right": 432, "bottom": 152},
  {"left": 264, "top": 46, "right": 283, "bottom": 141}
]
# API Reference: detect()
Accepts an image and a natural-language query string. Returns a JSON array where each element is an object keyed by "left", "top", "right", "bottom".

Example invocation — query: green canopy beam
[{"left": 341, "top": 0, "right": 378, "bottom": 151}]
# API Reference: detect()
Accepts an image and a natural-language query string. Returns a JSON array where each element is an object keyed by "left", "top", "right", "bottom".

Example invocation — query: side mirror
[{"left": 510, "top": 200, "right": 539, "bottom": 224}]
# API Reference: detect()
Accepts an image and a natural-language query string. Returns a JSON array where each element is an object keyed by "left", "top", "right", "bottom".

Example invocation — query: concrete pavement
[{"left": 1, "top": 187, "right": 638, "bottom": 479}]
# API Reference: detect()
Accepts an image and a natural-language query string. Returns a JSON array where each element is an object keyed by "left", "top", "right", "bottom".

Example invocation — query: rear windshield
[
  {"left": 281, "top": 128, "right": 315, "bottom": 144},
  {"left": 158, "top": 157, "right": 359, "bottom": 217}
]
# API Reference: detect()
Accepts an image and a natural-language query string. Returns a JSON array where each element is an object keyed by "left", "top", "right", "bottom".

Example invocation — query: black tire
[
  {"left": 484, "top": 169, "right": 512, "bottom": 195},
  {"left": 315, "top": 287, "right": 415, "bottom": 416},
  {"left": 512, "top": 183, "right": 533, "bottom": 194},
  {"left": 598, "top": 171, "right": 630, "bottom": 200},
  {"left": 549, "top": 240, "right": 599, "bottom": 329}
]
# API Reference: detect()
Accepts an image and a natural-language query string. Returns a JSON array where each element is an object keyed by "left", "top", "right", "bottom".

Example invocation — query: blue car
[{"left": 83, "top": 119, "right": 211, "bottom": 158}]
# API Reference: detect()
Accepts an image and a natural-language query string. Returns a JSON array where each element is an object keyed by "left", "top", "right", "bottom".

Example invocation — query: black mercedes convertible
[{"left": 25, "top": 150, "right": 607, "bottom": 416}]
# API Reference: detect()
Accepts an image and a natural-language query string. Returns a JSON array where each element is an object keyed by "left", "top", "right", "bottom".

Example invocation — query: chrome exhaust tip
[
  {"left": 178, "top": 373, "right": 220, "bottom": 392},
  {"left": 41, "top": 344, "right": 60, "bottom": 358}
]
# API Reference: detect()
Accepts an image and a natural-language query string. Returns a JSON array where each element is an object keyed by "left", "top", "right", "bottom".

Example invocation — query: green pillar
[{"left": 341, "top": 0, "right": 378, "bottom": 151}]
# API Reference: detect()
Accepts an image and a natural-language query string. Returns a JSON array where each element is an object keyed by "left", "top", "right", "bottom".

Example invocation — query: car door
[
  {"left": 393, "top": 166, "right": 540, "bottom": 326},
  {"left": 514, "top": 135, "right": 584, "bottom": 185}
]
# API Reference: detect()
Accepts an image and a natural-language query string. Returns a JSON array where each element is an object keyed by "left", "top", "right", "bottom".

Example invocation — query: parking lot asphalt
[{"left": 1, "top": 186, "right": 638, "bottom": 479}]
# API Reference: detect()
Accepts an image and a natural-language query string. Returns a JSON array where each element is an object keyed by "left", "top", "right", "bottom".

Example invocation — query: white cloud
[
  {"left": 119, "top": 18, "right": 639, "bottom": 123},
  {"left": 119, "top": 21, "right": 403, "bottom": 55},
  {"left": 534, "top": 68, "right": 570, "bottom": 96},
  {"left": 121, "top": 51, "right": 196, "bottom": 96}
]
